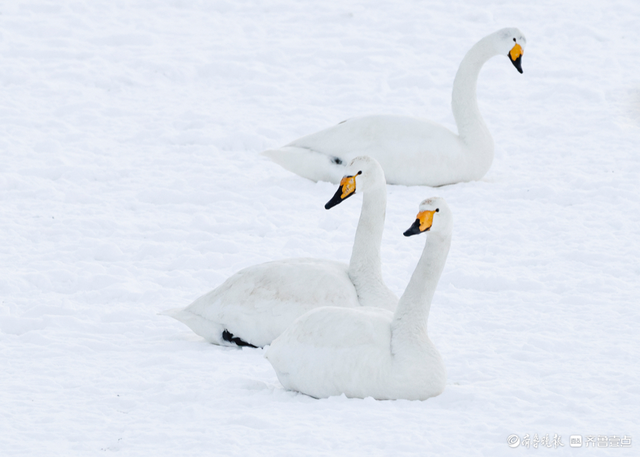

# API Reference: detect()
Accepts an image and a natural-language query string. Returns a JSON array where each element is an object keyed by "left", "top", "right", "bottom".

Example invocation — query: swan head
[
  {"left": 325, "top": 156, "right": 385, "bottom": 209},
  {"left": 494, "top": 27, "right": 526, "bottom": 74},
  {"left": 403, "top": 197, "right": 451, "bottom": 237}
]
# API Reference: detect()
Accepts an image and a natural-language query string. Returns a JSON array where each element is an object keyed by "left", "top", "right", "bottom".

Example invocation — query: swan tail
[
  {"left": 262, "top": 146, "right": 345, "bottom": 184},
  {"left": 159, "top": 307, "right": 225, "bottom": 345},
  {"left": 158, "top": 307, "right": 184, "bottom": 318}
]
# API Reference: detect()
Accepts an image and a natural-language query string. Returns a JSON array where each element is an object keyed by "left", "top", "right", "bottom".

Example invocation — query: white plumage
[
  {"left": 162, "top": 157, "right": 396, "bottom": 347},
  {"left": 266, "top": 197, "right": 452, "bottom": 400},
  {"left": 263, "top": 28, "right": 526, "bottom": 186}
]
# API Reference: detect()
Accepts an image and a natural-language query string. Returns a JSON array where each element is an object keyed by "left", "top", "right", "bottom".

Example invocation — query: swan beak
[
  {"left": 403, "top": 210, "right": 436, "bottom": 237},
  {"left": 325, "top": 175, "right": 357, "bottom": 209},
  {"left": 509, "top": 43, "right": 523, "bottom": 74}
]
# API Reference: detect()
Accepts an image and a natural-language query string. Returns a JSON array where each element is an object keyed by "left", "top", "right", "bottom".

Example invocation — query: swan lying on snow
[
  {"left": 266, "top": 197, "right": 452, "bottom": 400},
  {"left": 263, "top": 28, "right": 526, "bottom": 186},
  {"left": 162, "top": 156, "right": 396, "bottom": 348}
]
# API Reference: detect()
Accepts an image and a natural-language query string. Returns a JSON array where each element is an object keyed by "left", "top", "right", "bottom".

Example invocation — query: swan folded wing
[
  {"left": 181, "top": 258, "right": 358, "bottom": 347},
  {"left": 289, "top": 115, "right": 450, "bottom": 160},
  {"left": 225, "top": 259, "right": 357, "bottom": 314},
  {"left": 199, "top": 258, "right": 353, "bottom": 314},
  {"left": 287, "top": 115, "right": 464, "bottom": 186}
]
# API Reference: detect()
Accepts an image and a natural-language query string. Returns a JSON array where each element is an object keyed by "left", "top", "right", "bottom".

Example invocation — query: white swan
[
  {"left": 162, "top": 156, "right": 396, "bottom": 348},
  {"left": 263, "top": 28, "right": 526, "bottom": 186},
  {"left": 266, "top": 197, "right": 452, "bottom": 400}
]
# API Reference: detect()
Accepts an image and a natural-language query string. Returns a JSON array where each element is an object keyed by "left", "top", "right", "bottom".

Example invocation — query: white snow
[{"left": 1, "top": 0, "right": 639, "bottom": 456}]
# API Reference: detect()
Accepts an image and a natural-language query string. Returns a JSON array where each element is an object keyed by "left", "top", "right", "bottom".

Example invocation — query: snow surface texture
[{"left": 1, "top": 0, "right": 638, "bottom": 456}]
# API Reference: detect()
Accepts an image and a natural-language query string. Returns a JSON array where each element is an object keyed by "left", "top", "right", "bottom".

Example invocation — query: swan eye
[
  {"left": 435, "top": 208, "right": 440, "bottom": 212},
  {"left": 513, "top": 38, "right": 516, "bottom": 42},
  {"left": 357, "top": 171, "right": 362, "bottom": 175}
]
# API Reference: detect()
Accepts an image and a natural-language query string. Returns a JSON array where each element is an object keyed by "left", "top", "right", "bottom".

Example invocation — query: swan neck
[
  {"left": 348, "top": 184, "right": 386, "bottom": 294},
  {"left": 391, "top": 230, "right": 451, "bottom": 344},
  {"left": 451, "top": 36, "right": 496, "bottom": 145}
]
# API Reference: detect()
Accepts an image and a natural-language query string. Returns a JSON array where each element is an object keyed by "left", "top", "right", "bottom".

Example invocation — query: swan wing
[
  {"left": 165, "top": 259, "right": 359, "bottom": 347},
  {"left": 264, "top": 115, "right": 463, "bottom": 185}
]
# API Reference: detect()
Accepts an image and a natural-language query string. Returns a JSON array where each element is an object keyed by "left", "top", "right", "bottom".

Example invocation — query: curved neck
[
  {"left": 347, "top": 184, "right": 386, "bottom": 295},
  {"left": 391, "top": 229, "right": 451, "bottom": 348},
  {"left": 451, "top": 35, "right": 496, "bottom": 148}
]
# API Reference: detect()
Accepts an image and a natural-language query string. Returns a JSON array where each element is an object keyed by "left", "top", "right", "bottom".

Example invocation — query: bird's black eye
[
  {"left": 513, "top": 38, "right": 516, "bottom": 42},
  {"left": 435, "top": 208, "right": 440, "bottom": 212},
  {"left": 357, "top": 170, "right": 362, "bottom": 175}
]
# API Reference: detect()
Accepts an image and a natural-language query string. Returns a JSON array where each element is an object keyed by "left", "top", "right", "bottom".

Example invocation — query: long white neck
[
  {"left": 451, "top": 34, "right": 497, "bottom": 166},
  {"left": 347, "top": 184, "right": 388, "bottom": 307},
  {"left": 390, "top": 229, "right": 451, "bottom": 351}
]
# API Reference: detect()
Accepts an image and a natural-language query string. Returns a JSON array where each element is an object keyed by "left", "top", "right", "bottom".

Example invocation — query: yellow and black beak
[
  {"left": 403, "top": 209, "right": 438, "bottom": 237},
  {"left": 509, "top": 43, "right": 523, "bottom": 74},
  {"left": 325, "top": 172, "right": 360, "bottom": 209}
]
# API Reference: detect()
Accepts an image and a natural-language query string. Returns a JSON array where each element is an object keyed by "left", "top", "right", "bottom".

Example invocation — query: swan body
[
  {"left": 263, "top": 28, "right": 526, "bottom": 186},
  {"left": 163, "top": 156, "right": 396, "bottom": 348},
  {"left": 266, "top": 197, "right": 452, "bottom": 400}
]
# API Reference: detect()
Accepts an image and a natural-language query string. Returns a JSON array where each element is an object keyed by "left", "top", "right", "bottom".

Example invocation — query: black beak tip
[
  {"left": 325, "top": 187, "right": 343, "bottom": 210},
  {"left": 511, "top": 55, "right": 523, "bottom": 74},
  {"left": 403, "top": 219, "right": 422, "bottom": 237},
  {"left": 324, "top": 198, "right": 338, "bottom": 210}
]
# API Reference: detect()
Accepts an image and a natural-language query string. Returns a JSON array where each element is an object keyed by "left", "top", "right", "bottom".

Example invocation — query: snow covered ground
[{"left": 1, "top": 0, "right": 639, "bottom": 455}]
